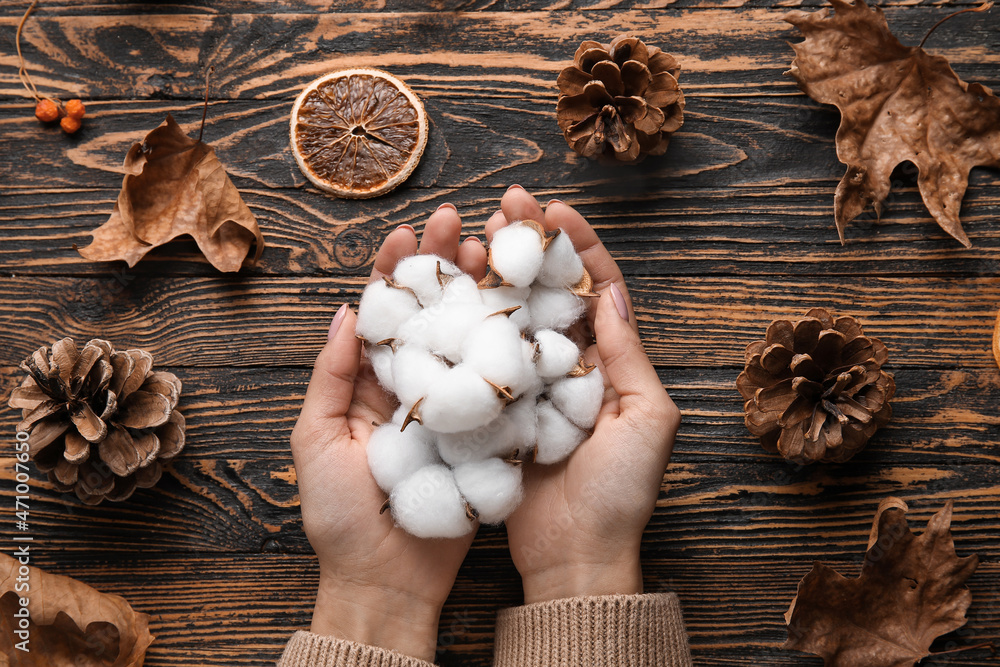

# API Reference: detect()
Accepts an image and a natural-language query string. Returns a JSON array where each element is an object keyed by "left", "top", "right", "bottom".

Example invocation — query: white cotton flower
[
  {"left": 420, "top": 366, "right": 503, "bottom": 433},
  {"left": 489, "top": 222, "right": 545, "bottom": 288},
  {"left": 549, "top": 368, "right": 604, "bottom": 430},
  {"left": 355, "top": 279, "right": 421, "bottom": 344},
  {"left": 454, "top": 458, "right": 523, "bottom": 524},
  {"left": 392, "top": 255, "right": 461, "bottom": 307},
  {"left": 391, "top": 346, "right": 449, "bottom": 408},
  {"left": 436, "top": 396, "right": 537, "bottom": 466},
  {"left": 534, "top": 400, "right": 588, "bottom": 464},
  {"left": 365, "top": 344, "right": 396, "bottom": 393},
  {"left": 461, "top": 316, "right": 533, "bottom": 396},
  {"left": 390, "top": 464, "right": 475, "bottom": 538},
  {"left": 480, "top": 286, "right": 531, "bottom": 331},
  {"left": 537, "top": 232, "right": 584, "bottom": 289},
  {"left": 527, "top": 286, "right": 585, "bottom": 332},
  {"left": 396, "top": 297, "right": 490, "bottom": 364},
  {"left": 356, "top": 229, "right": 603, "bottom": 538},
  {"left": 534, "top": 329, "right": 581, "bottom": 379},
  {"left": 367, "top": 423, "right": 440, "bottom": 493}
]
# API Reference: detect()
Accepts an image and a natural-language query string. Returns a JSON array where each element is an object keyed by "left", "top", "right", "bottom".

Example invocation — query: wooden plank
[
  {"left": 0, "top": 274, "right": 997, "bottom": 370},
  {"left": 3, "top": 179, "right": 1000, "bottom": 277},
  {"left": 4, "top": 362, "right": 1000, "bottom": 555},
  {"left": 5, "top": 365, "right": 1000, "bottom": 466},
  {"left": 24, "top": 553, "right": 1000, "bottom": 666},
  {"left": 2, "top": 11, "right": 997, "bottom": 101},
  {"left": 0, "top": 0, "right": 989, "bottom": 17}
]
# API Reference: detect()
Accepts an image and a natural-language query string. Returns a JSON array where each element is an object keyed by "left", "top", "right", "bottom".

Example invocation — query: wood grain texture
[
  {"left": 1, "top": 275, "right": 1000, "bottom": 370},
  {"left": 2, "top": 2, "right": 1000, "bottom": 666},
  {"left": 0, "top": 0, "right": 991, "bottom": 17}
]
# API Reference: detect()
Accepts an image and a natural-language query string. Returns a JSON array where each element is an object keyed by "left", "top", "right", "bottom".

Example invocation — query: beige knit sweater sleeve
[
  {"left": 277, "top": 593, "right": 692, "bottom": 667},
  {"left": 494, "top": 593, "right": 693, "bottom": 667}
]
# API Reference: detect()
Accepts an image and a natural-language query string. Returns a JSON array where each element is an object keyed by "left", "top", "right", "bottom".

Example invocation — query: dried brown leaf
[
  {"left": 0, "top": 553, "right": 153, "bottom": 666},
  {"left": 78, "top": 115, "right": 264, "bottom": 271},
  {"left": 784, "top": 497, "right": 979, "bottom": 666},
  {"left": 785, "top": 0, "right": 1000, "bottom": 247}
]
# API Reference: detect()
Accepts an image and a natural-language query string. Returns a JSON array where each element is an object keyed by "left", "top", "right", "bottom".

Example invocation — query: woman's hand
[
  {"left": 491, "top": 187, "right": 682, "bottom": 605},
  {"left": 289, "top": 204, "right": 487, "bottom": 661}
]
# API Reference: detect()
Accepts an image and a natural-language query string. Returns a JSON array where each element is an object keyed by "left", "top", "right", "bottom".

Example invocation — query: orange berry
[
  {"left": 35, "top": 98, "right": 59, "bottom": 123},
  {"left": 60, "top": 116, "right": 82, "bottom": 134},
  {"left": 65, "top": 99, "right": 86, "bottom": 119}
]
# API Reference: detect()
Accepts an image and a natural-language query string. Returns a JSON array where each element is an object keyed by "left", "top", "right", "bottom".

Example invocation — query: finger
[
  {"left": 371, "top": 225, "right": 418, "bottom": 283},
  {"left": 544, "top": 199, "right": 635, "bottom": 331},
  {"left": 296, "top": 304, "right": 362, "bottom": 431},
  {"left": 456, "top": 236, "right": 488, "bottom": 282},
  {"left": 593, "top": 287, "right": 676, "bottom": 429},
  {"left": 484, "top": 210, "right": 508, "bottom": 243},
  {"left": 500, "top": 185, "right": 545, "bottom": 226},
  {"left": 418, "top": 204, "right": 462, "bottom": 259}
]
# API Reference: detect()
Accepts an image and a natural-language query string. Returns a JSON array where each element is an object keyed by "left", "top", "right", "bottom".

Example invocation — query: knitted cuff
[
  {"left": 494, "top": 592, "right": 693, "bottom": 667},
  {"left": 277, "top": 631, "right": 436, "bottom": 667}
]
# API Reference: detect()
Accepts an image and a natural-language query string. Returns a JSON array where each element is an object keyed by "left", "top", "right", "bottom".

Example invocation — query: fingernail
[
  {"left": 436, "top": 202, "right": 457, "bottom": 212},
  {"left": 547, "top": 199, "right": 563, "bottom": 207},
  {"left": 328, "top": 303, "right": 348, "bottom": 341},
  {"left": 396, "top": 224, "right": 415, "bottom": 234},
  {"left": 609, "top": 283, "right": 629, "bottom": 322},
  {"left": 507, "top": 184, "right": 524, "bottom": 192},
  {"left": 468, "top": 236, "right": 483, "bottom": 245}
]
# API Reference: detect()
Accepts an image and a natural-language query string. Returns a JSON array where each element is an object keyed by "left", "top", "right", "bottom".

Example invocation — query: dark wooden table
[{"left": 2, "top": 1, "right": 1000, "bottom": 665}]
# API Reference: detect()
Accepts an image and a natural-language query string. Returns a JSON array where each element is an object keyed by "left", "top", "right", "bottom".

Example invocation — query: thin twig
[
  {"left": 919, "top": 2, "right": 993, "bottom": 49},
  {"left": 198, "top": 66, "right": 214, "bottom": 143},
  {"left": 16, "top": 0, "right": 43, "bottom": 102}
]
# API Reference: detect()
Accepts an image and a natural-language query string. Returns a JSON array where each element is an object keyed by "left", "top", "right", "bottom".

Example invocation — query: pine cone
[
  {"left": 556, "top": 35, "right": 684, "bottom": 164},
  {"left": 8, "top": 338, "right": 185, "bottom": 504},
  {"left": 737, "top": 308, "right": 894, "bottom": 464}
]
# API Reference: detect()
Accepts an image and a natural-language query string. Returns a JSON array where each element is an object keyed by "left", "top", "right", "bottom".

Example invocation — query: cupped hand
[
  {"left": 289, "top": 204, "right": 487, "bottom": 660},
  {"left": 489, "top": 186, "right": 682, "bottom": 605}
]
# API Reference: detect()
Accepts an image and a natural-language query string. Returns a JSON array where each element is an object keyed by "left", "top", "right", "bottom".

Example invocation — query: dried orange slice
[{"left": 290, "top": 68, "right": 429, "bottom": 199}]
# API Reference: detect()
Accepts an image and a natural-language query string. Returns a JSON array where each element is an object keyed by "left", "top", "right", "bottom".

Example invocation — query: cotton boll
[
  {"left": 440, "top": 275, "right": 482, "bottom": 308},
  {"left": 397, "top": 300, "right": 491, "bottom": 364},
  {"left": 480, "top": 286, "right": 531, "bottom": 331},
  {"left": 366, "top": 345, "right": 396, "bottom": 393},
  {"left": 549, "top": 368, "right": 604, "bottom": 430},
  {"left": 527, "top": 287, "right": 585, "bottom": 332},
  {"left": 462, "top": 316, "right": 533, "bottom": 396},
  {"left": 390, "top": 464, "right": 475, "bottom": 538},
  {"left": 454, "top": 458, "right": 523, "bottom": 524},
  {"left": 420, "top": 366, "right": 503, "bottom": 433},
  {"left": 537, "top": 232, "right": 585, "bottom": 289},
  {"left": 367, "top": 423, "right": 439, "bottom": 494},
  {"left": 392, "top": 346, "right": 449, "bottom": 408},
  {"left": 534, "top": 329, "right": 582, "bottom": 379},
  {"left": 436, "top": 397, "right": 538, "bottom": 465},
  {"left": 489, "top": 222, "right": 545, "bottom": 288},
  {"left": 535, "top": 400, "right": 588, "bottom": 464},
  {"left": 356, "top": 280, "right": 421, "bottom": 344},
  {"left": 392, "top": 255, "right": 461, "bottom": 307}
]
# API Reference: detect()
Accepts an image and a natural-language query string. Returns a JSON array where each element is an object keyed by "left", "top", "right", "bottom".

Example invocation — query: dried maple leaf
[
  {"left": 79, "top": 114, "right": 264, "bottom": 272},
  {"left": 785, "top": 0, "right": 1000, "bottom": 247},
  {"left": 0, "top": 553, "right": 153, "bottom": 666},
  {"left": 784, "top": 497, "right": 979, "bottom": 666}
]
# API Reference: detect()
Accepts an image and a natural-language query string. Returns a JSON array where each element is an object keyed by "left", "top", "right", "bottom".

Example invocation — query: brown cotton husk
[
  {"left": 78, "top": 114, "right": 264, "bottom": 272},
  {"left": 784, "top": 0, "right": 1000, "bottom": 247},
  {"left": 784, "top": 498, "right": 979, "bottom": 666},
  {"left": 0, "top": 553, "right": 153, "bottom": 666}
]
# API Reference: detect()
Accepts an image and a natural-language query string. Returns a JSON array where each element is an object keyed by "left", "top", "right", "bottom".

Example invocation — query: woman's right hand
[{"left": 490, "top": 187, "right": 682, "bottom": 605}]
